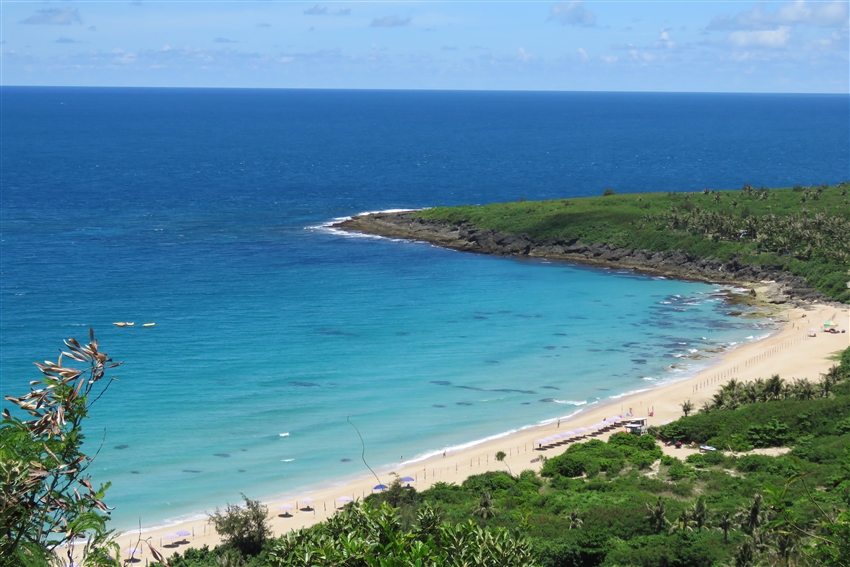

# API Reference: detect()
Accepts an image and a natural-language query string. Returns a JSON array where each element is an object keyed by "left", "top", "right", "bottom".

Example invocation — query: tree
[
  {"left": 737, "top": 493, "right": 769, "bottom": 535},
  {"left": 646, "top": 497, "right": 668, "bottom": 534},
  {"left": 209, "top": 494, "right": 271, "bottom": 557},
  {"left": 565, "top": 510, "right": 583, "bottom": 530},
  {"left": 494, "top": 450, "right": 512, "bottom": 476},
  {"left": 1, "top": 331, "right": 121, "bottom": 567},
  {"left": 715, "top": 510, "right": 734, "bottom": 544},
  {"left": 668, "top": 508, "right": 693, "bottom": 534},
  {"left": 269, "top": 501, "right": 536, "bottom": 567},
  {"left": 681, "top": 399, "right": 694, "bottom": 417},
  {"left": 472, "top": 491, "right": 499, "bottom": 520},
  {"left": 691, "top": 496, "right": 708, "bottom": 532}
]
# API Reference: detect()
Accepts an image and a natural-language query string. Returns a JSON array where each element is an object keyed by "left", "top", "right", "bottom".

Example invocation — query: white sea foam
[
  {"left": 279, "top": 432, "right": 290, "bottom": 437},
  {"left": 281, "top": 459, "right": 295, "bottom": 462},
  {"left": 305, "top": 209, "right": 424, "bottom": 240}
]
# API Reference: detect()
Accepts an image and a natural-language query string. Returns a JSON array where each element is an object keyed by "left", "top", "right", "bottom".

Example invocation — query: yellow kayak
[{"left": 143, "top": 323, "right": 156, "bottom": 327}]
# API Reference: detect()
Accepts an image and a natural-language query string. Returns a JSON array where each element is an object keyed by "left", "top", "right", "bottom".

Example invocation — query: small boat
[
  {"left": 142, "top": 323, "right": 156, "bottom": 327},
  {"left": 125, "top": 322, "right": 135, "bottom": 326},
  {"left": 113, "top": 322, "right": 127, "bottom": 327}
]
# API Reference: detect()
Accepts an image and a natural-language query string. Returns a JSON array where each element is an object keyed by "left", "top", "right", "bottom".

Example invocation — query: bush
[
  {"left": 209, "top": 494, "right": 271, "bottom": 557},
  {"left": 668, "top": 462, "right": 698, "bottom": 481},
  {"left": 542, "top": 454, "right": 587, "bottom": 478},
  {"left": 603, "top": 188, "right": 616, "bottom": 196},
  {"left": 660, "top": 455, "right": 677, "bottom": 467},
  {"left": 746, "top": 418, "right": 792, "bottom": 448},
  {"left": 462, "top": 471, "right": 515, "bottom": 493},
  {"left": 686, "top": 454, "right": 708, "bottom": 468}
]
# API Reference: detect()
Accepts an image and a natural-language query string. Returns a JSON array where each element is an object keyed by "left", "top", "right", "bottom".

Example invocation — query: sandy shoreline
[{"left": 107, "top": 302, "right": 848, "bottom": 563}]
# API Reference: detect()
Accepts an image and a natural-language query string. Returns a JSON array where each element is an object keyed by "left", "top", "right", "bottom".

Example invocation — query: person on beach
[{"left": 557, "top": 419, "right": 560, "bottom": 428}]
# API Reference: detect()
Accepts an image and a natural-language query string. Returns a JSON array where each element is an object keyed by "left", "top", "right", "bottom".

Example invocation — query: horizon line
[{"left": 2, "top": 84, "right": 848, "bottom": 95}]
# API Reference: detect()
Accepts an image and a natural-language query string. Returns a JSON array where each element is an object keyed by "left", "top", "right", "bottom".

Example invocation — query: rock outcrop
[{"left": 335, "top": 211, "right": 833, "bottom": 305}]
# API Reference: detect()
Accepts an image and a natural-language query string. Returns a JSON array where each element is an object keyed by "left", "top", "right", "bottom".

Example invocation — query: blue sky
[{"left": 2, "top": 1, "right": 848, "bottom": 92}]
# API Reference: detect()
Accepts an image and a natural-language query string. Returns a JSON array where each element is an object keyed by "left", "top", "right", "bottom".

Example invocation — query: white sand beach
[{"left": 111, "top": 302, "right": 848, "bottom": 563}]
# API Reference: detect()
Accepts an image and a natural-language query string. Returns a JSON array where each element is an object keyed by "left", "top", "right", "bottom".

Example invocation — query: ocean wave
[{"left": 305, "top": 209, "right": 424, "bottom": 239}]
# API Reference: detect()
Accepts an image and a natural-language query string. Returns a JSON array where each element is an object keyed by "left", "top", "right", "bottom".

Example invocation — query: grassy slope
[{"left": 417, "top": 183, "right": 850, "bottom": 302}]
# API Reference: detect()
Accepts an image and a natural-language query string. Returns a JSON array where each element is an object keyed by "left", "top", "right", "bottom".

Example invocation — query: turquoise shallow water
[{"left": 1, "top": 88, "right": 845, "bottom": 530}]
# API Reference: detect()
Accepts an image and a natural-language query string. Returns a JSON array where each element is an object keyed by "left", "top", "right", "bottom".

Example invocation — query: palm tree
[
  {"left": 494, "top": 451, "right": 512, "bottom": 476},
  {"left": 646, "top": 497, "right": 668, "bottom": 534},
  {"left": 715, "top": 510, "right": 734, "bottom": 544},
  {"left": 773, "top": 532, "right": 796, "bottom": 567},
  {"left": 793, "top": 379, "right": 816, "bottom": 401},
  {"left": 472, "top": 491, "right": 499, "bottom": 520},
  {"left": 764, "top": 374, "right": 784, "bottom": 401},
  {"left": 681, "top": 399, "right": 694, "bottom": 417},
  {"left": 737, "top": 493, "right": 768, "bottom": 535},
  {"left": 565, "top": 510, "right": 583, "bottom": 530},
  {"left": 691, "top": 497, "right": 708, "bottom": 532},
  {"left": 668, "top": 508, "right": 693, "bottom": 534},
  {"left": 735, "top": 539, "right": 757, "bottom": 567}
]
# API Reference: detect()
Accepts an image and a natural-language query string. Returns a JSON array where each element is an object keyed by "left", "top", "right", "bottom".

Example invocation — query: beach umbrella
[
  {"left": 574, "top": 427, "right": 587, "bottom": 434},
  {"left": 300, "top": 497, "right": 315, "bottom": 504},
  {"left": 336, "top": 496, "right": 352, "bottom": 503},
  {"left": 123, "top": 547, "right": 141, "bottom": 557},
  {"left": 374, "top": 484, "right": 388, "bottom": 491},
  {"left": 400, "top": 476, "right": 415, "bottom": 482},
  {"left": 278, "top": 504, "right": 294, "bottom": 511},
  {"left": 176, "top": 530, "right": 191, "bottom": 537},
  {"left": 534, "top": 439, "right": 547, "bottom": 446}
]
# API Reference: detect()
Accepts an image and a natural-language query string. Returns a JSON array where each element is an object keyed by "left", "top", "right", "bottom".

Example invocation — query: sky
[{"left": 1, "top": 1, "right": 848, "bottom": 92}]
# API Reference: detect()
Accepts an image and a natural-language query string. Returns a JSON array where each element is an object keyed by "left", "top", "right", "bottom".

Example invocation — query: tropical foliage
[
  {"left": 416, "top": 182, "right": 850, "bottom": 302},
  {"left": 0, "top": 331, "right": 123, "bottom": 567},
  {"left": 157, "top": 346, "right": 850, "bottom": 567}
]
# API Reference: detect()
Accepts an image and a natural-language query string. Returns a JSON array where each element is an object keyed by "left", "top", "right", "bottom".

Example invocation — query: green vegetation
[
  {"left": 417, "top": 182, "right": 850, "bottom": 302},
  {"left": 208, "top": 495, "right": 272, "bottom": 557},
  {"left": 156, "top": 346, "right": 850, "bottom": 567},
  {"left": 1, "top": 332, "right": 122, "bottom": 567},
  {"left": 6, "top": 337, "right": 847, "bottom": 567}
]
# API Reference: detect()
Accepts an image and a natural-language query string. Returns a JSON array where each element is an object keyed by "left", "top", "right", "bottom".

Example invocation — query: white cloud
[
  {"left": 517, "top": 47, "right": 535, "bottom": 62},
  {"left": 652, "top": 28, "right": 677, "bottom": 49},
  {"left": 728, "top": 26, "right": 792, "bottom": 48},
  {"left": 600, "top": 55, "right": 618, "bottom": 63},
  {"left": 577, "top": 47, "right": 588, "bottom": 60},
  {"left": 304, "top": 5, "right": 350, "bottom": 16},
  {"left": 708, "top": 0, "right": 848, "bottom": 31},
  {"left": 370, "top": 16, "right": 410, "bottom": 28},
  {"left": 213, "top": 38, "right": 238, "bottom": 44},
  {"left": 549, "top": 1, "right": 597, "bottom": 28},
  {"left": 21, "top": 8, "right": 81, "bottom": 26}
]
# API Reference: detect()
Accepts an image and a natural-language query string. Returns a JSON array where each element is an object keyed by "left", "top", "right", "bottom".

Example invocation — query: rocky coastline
[{"left": 334, "top": 210, "right": 834, "bottom": 306}]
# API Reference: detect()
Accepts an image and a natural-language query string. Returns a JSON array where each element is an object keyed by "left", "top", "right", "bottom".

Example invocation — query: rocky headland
[{"left": 334, "top": 211, "right": 834, "bottom": 306}]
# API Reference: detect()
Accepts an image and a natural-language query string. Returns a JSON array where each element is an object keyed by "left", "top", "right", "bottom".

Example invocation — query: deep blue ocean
[{"left": 2, "top": 88, "right": 848, "bottom": 530}]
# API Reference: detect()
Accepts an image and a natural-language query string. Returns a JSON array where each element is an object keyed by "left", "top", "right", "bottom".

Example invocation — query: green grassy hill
[{"left": 417, "top": 183, "right": 850, "bottom": 302}]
